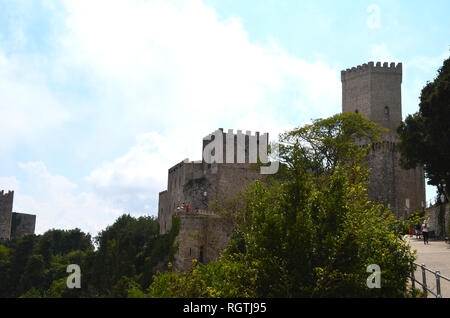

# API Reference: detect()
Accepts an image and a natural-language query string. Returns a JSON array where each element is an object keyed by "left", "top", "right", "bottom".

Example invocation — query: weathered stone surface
[
  {"left": 158, "top": 129, "right": 266, "bottom": 237},
  {"left": 0, "top": 190, "right": 36, "bottom": 240},
  {"left": 173, "top": 211, "right": 234, "bottom": 272},
  {"left": 11, "top": 212, "right": 36, "bottom": 238},
  {"left": 158, "top": 130, "right": 266, "bottom": 271},
  {"left": 0, "top": 190, "right": 14, "bottom": 240},
  {"left": 425, "top": 203, "right": 450, "bottom": 237},
  {"left": 342, "top": 61, "right": 426, "bottom": 217}
]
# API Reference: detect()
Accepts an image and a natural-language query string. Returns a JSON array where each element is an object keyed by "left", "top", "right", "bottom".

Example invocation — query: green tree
[
  {"left": 397, "top": 56, "right": 450, "bottom": 201},
  {"left": 91, "top": 214, "right": 179, "bottom": 295},
  {"left": 149, "top": 113, "right": 415, "bottom": 298}
]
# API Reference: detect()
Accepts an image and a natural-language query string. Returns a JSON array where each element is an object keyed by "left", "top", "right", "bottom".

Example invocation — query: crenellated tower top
[
  {"left": 341, "top": 61, "right": 403, "bottom": 140},
  {"left": 341, "top": 61, "right": 402, "bottom": 82}
]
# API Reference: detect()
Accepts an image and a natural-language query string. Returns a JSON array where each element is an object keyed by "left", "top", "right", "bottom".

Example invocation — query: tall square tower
[
  {"left": 341, "top": 62, "right": 426, "bottom": 217},
  {"left": 342, "top": 62, "right": 402, "bottom": 141}
]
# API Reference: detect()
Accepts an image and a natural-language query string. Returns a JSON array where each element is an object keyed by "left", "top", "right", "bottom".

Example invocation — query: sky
[{"left": 0, "top": 0, "right": 449, "bottom": 236}]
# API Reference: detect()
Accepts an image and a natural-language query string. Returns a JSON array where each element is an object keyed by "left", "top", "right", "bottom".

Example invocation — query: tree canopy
[
  {"left": 148, "top": 113, "right": 416, "bottom": 298},
  {"left": 0, "top": 113, "right": 418, "bottom": 298},
  {"left": 397, "top": 56, "right": 450, "bottom": 201},
  {"left": 0, "top": 215, "right": 179, "bottom": 298}
]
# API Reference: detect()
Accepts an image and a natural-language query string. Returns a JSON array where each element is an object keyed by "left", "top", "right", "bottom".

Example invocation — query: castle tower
[
  {"left": 0, "top": 190, "right": 14, "bottom": 240},
  {"left": 342, "top": 62, "right": 402, "bottom": 141},
  {"left": 158, "top": 128, "right": 267, "bottom": 235},
  {"left": 341, "top": 62, "right": 426, "bottom": 217}
]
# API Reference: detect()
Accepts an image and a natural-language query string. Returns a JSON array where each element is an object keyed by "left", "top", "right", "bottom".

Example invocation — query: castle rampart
[
  {"left": 0, "top": 190, "right": 14, "bottom": 240},
  {"left": 158, "top": 129, "right": 268, "bottom": 271},
  {"left": 0, "top": 190, "right": 36, "bottom": 240}
]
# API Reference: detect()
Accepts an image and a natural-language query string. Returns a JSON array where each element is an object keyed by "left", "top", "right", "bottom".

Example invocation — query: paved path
[{"left": 405, "top": 236, "right": 450, "bottom": 297}]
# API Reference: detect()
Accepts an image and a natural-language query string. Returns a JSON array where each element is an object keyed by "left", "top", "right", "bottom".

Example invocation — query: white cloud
[
  {"left": 370, "top": 44, "right": 394, "bottom": 63},
  {"left": 86, "top": 132, "right": 178, "bottom": 212},
  {"left": 57, "top": 0, "right": 340, "bottom": 132},
  {"left": 366, "top": 4, "right": 381, "bottom": 29},
  {"left": 0, "top": 52, "right": 70, "bottom": 151},
  {"left": 59, "top": 0, "right": 341, "bottom": 216},
  {"left": 0, "top": 176, "right": 20, "bottom": 192},
  {"left": 1, "top": 0, "right": 343, "bottom": 233},
  {"left": 5, "top": 162, "right": 122, "bottom": 236}
]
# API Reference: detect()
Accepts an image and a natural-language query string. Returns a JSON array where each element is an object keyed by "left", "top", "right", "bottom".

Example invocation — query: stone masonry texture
[{"left": 342, "top": 61, "right": 426, "bottom": 218}]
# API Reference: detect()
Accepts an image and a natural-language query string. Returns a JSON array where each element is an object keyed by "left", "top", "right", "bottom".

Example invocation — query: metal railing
[{"left": 410, "top": 262, "right": 450, "bottom": 298}]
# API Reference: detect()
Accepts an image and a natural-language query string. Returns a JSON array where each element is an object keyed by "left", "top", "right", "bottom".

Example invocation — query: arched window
[
  {"left": 384, "top": 106, "right": 390, "bottom": 116},
  {"left": 355, "top": 109, "right": 359, "bottom": 114}
]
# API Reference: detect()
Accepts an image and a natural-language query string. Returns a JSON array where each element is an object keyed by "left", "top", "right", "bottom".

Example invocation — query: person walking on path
[
  {"left": 422, "top": 222, "right": 429, "bottom": 245},
  {"left": 414, "top": 224, "right": 420, "bottom": 239}
]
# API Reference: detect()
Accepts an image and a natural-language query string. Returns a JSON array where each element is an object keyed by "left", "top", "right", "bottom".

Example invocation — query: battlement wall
[
  {"left": 0, "top": 190, "right": 14, "bottom": 240},
  {"left": 11, "top": 212, "right": 36, "bottom": 238},
  {"left": 173, "top": 212, "right": 234, "bottom": 272},
  {"left": 341, "top": 61, "right": 402, "bottom": 82},
  {"left": 202, "top": 128, "right": 269, "bottom": 165},
  {"left": 159, "top": 128, "right": 268, "bottom": 234},
  {"left": 364, "top": 141, "right": 425, "bottom": 218},
  {"left": 342, "top": 61, "right": 403, "bottom": 138}
]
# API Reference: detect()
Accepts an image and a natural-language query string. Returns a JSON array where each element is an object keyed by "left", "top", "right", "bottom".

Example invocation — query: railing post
[
  {"left": 421, "top": 264, "right": 427, "bottom": 298},
  {"left": 436, "top": 271, "right": 442, "bottom": 298},
  {"left": 410, "top": 262, "right": 416, "bottom": 297}
]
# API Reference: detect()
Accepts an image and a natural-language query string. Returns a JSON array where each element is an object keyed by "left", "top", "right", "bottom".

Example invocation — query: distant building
[{"left": 0, "top": 191, "right": 36, "bottom": 240}]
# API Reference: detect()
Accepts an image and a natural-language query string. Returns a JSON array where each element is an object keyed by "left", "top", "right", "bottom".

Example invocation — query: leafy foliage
[
  {"left": 0, "top": 215, "right": 179, "bottom": 298},
  {"left": 149, "top": 113, "right": 416, "bottom": 298},
  {"left": 1, "top": 113, "right": 418, "bottom": 297},
  {"left": 397, "top": 56, "right": 450, "bottom": 201}
]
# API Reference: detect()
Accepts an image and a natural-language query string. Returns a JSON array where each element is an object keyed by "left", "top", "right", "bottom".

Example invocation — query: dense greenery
[
  {"left": 397, "top": 56, "right": 450, "bottom": 201},
  {"left": 1, "top": 113, "right": 418, "bottom": 298},
  {"left": 147, "top": 113, "right": 416, "bottom": 298},
  {"left": 0, "top": 215, "right": 179, "bottom": 298}
]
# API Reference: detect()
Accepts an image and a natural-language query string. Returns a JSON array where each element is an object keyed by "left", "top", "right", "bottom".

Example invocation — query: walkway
[{"left": 405, "top": 236, "right": 450, "bottom": 297}]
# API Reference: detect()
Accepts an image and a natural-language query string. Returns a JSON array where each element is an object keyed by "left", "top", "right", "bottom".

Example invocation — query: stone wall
[
  {"left": 11, "top": 212, "right": 36, "bottom": 238},
  {"left": 342, "top": 62, "right": 402, "bottom": 140},
  {"left": 158, "top": 160, "right": 262, "bottom": 236},
  {"left": 173, "top": 210, "right": 234, "bottom": 272},
  {"left": 0, "top": 190, "right": 36, "bottom": 240},
  {"left": 158, "top": 190, "right": 169, "bottom": 234},
  {"left": 0, "top": 190, "right": 14, "bottom": 240},
  {"left": 425, "top": 203, "right": 450, "bottom": 238},
  {"left": 342, "top": 61, "right": 425, "bottom": 217},
  {"left": 365, "top": 142, "right": 426, "bottom": 218},
  {"left": 158, "top": 129, "right": 266, "bottom": 235},
  {"left": 157, "top": 129, "right": 268, "bottom": 271}
]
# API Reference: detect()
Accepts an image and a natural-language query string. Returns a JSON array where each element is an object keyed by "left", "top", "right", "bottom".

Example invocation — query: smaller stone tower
[{"left": 0, "top": 190, "right": 14, "bottom": 240}]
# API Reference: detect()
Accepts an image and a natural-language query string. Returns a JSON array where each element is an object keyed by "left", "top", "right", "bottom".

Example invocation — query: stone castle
[
  {"left": 158, "top": 130, "right": 267, "bottom": 270},
  {"left": 0, "top": 191, "right": 36, "bottom": 240},
  {"left": 160, "top": 61, "right": 426, "bottom": 271}
]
